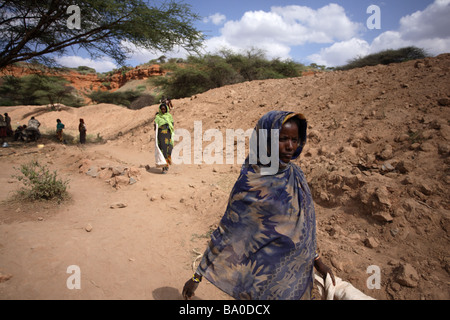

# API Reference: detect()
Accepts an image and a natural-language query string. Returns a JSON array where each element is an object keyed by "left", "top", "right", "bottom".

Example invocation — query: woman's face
[
  {"left": 161, "top": 106, "right": 167, "bottom": 114},
  {"left": 279, "top": 120, "right": 299, "bottom": 163}
]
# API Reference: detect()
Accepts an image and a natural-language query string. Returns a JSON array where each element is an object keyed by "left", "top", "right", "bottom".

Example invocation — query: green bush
[
  {"left": 87, "top": 89, "right": 142, "bottom": 107},
  {"left": 151, "top": 49, "right": 306, "bottom": 99},
  {"left": 129, "top": 93, "right": 156, "bottom": 110},
  {"left": 0, "top": 74, "right": 84, "bottom": 107},
  {"left": 12, "top": 161, "right": 70, "bottom": 201},
  {"left": 74, "top": 66, "right": 97, "bottom": 74},
  {"left": 337, "top": 46, "right": 429, "bottom": 70}
]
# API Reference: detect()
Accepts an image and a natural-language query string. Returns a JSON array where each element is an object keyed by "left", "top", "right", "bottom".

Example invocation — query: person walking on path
[{"left": 154, "top": 103, "right": 174, "bottom": 174}]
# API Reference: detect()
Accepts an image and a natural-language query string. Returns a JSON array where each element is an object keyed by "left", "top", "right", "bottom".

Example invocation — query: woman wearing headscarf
[
  {"left": 78, "top": 119, "right": 87, "bottom": 144},
  {"left": 182, "top": 110, "right": 334, "bottom": 300},
  {"left": 154, "top": 103, "right": 174, "bottom": 173}
]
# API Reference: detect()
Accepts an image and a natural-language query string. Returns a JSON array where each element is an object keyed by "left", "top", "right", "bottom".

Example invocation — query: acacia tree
[
  {"left": 0, "top": 0, "right": 204, "bottom": 70},
  {"left": 27, "top": 74, "right": 75, "bottom": 107}
]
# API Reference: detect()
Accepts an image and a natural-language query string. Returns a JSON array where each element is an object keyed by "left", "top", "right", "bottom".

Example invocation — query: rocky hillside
[
  {"left": 0, "top": 63, "right": 164, "bottom": 94},
  {"left": 151, "top": 53, "right": 450, "bottom": 299}
]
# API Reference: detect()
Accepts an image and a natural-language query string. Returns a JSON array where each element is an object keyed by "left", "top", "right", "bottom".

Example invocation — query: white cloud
[
  {"left": 399, "top": 0, "right": 450, "bottom": 41},
  {"left": 308, "top": 0, "right": 450, "bottom": 67},
  {"left": 370, "top": 0, "right": 450, "bottom": 56},
  {"left": 55, "top": 55, "right": 117, "bottom": 73},
  {"left": 307, "top": 38, "right": 371, "bottom": 67},
  {"left": 203, "top": 4, "right": 361, "bottom": 60},
  {"left": 203, "top": 13, "right": 226, "bottom": 25},
  {"left": 120, "top": 40, "right": 191, "bottom": 64},
  {"left": 271, "top": 4, "right": 362, "bottom": 42}
]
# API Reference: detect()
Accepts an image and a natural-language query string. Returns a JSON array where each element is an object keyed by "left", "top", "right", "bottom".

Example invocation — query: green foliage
[
  {"left": 129, "top": 94, "right": 156, "bottom": 110},
  {"left": 151, "top": 49, "right": 306, "bottom": 99},
  {"left": 0, "top": 74, "right": 84, "bottom": 107},
  {"left": 337, "top": 47, "right": 429, "bottom": 70},
  {"left": 12, "top": 161, "right": 70, "bottom": 201},
  {"left": 0, "top": 75, "right": 23, "bottom": 106},
  {"left": 87, "top": 89, "right": 142, "bottom": 107},
  {"left": 0, "top": 0, "right": 203, "bottom": 69},
  {"left": 74, "top": 66, "right": 97, "bottom": 74}
]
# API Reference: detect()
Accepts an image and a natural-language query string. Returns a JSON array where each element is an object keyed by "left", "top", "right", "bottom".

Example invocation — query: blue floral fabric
[{"left": 197, "top": 111, "right": 317, "bottom": 300}]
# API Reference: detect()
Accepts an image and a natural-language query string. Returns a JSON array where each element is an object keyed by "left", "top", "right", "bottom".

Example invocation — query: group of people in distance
[
  {"left": 1, "top": 114, "right": 87, "bottom": 145},
  {"left": 54, "top": 118, "right": 87, "bottom": 144}
]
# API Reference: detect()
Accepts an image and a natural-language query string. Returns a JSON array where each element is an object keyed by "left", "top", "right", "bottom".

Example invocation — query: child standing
[{"left": 56, "top": 119, "right": 65, "bottom": 142}]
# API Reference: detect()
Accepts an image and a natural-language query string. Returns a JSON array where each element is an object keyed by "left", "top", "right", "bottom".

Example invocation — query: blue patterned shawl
[{"left": 197, "top": 111, "right": 317, "bottom": 300}]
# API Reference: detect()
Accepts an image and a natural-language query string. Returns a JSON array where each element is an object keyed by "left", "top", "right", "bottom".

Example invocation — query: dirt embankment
[{"left": 0, "top": 63, "right": 164, "bottom": 94}]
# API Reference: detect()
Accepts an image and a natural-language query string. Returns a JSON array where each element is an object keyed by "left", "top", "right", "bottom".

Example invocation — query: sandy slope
[{"left": 0, "top": 53, "right": 449, "bottom": 300}]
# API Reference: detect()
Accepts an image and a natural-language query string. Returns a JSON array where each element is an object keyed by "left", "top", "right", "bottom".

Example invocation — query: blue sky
[{"left": 57, "top": 0, "right": 450, "bottom": 72}]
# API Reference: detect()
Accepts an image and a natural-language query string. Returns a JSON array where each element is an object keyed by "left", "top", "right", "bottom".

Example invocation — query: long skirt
[
  {"left": 79, "top": 131, "right": 86, "bottom": 144},
  {"left": 157, "top": 126, "right": 173, "bottom": 166},
  {"left": 57, "top": 129, "right": 63, "bottom": 142}
]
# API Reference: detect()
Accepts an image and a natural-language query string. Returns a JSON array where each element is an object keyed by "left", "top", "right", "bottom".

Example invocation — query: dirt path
[{"left": 0, "top": 140, "right": 232, "bottom": 300}]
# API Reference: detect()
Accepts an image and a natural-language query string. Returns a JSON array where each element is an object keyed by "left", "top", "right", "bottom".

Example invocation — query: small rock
[
  {"left": 418, "top": 181, "right": 433, "bottom": 196},
  {"left": 112, "top": 166, "right": 126, "bottom": 176},
  {"left": 410, "top": 143, "right": 420, "bottom": 150},
  {"left": 348, "top": 233, "right": 361, "bottom": 241},
  {"left": 85, "top": 224, "right": 93, "bottom": 232},
  {"left": 395, "top": 263, "right": 419, "bottom": 287},
  {"left": 0, "top": 272, "right": 13, "bottom": 283},
  {"left": 381, "top": 162, "right": 395, "bottom": 172},
  {"left": 364, "top": 237, "right": 379, "bottom": 248},
  {"left": 379, "top": 144, "right": 394, "bottom": 160},
  {"left": 86, "top": 166, "right": 98, "bottom": 177},
  {"left": 396, "top": 160, "right": 414, "bottom": 174},
  {"left": 375, "top": 186, "right": 392, "bottom": 209},
  {"left": 390, "top": 228, "right": 399, "bottom": 237},
  {"left": 437, "top": 98, "right": 450, "bottom": 106},
  {"left": 111, "top": 175, "right": 130, "bottom": 188},
  {"left": 110, "top": 202, "right": 127, "bottom": 209},
  {"left": 438, "top": 143, "right": 450, "bottom": 156},
  {"left": 97, "top": 168, "right": 113, "bottom": 180},
  {"left": 390, "top": 282, "right": 401, "bottom": 292},
  {"left": 419, "top": 142, "right": 434, "bottom": 152},
  {"left": 372, "top": 211, "right": 394, "bottom": 223},
  {"left": 395, "top": 133, "right": 410, "bottom": 142}
]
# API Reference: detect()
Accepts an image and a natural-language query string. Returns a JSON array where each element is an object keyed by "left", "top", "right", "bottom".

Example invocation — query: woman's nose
[{"left": 286, "top": 140, "right": 294, "bottom": 150}]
